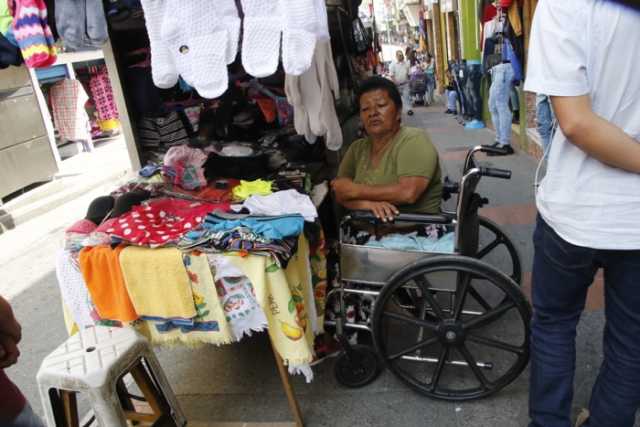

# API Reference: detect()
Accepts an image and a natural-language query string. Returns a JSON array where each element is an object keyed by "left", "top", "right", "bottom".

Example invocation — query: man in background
[{"left": 388, "top": 50, "right": 413, "bottom": 116}]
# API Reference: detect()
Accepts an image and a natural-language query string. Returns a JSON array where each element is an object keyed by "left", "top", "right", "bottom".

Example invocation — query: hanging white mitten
[
  {"left": 241, "top": 0, "right": 282, "bottom": 78},
  {"left": 280, "top": 0, "right": 317, "bottom": 76},
  {"left": 140, "top": 0, "right": 179, "bottom": 89},
  {"left": 159, "top": 0, "right": 240, "bottom": 99}
]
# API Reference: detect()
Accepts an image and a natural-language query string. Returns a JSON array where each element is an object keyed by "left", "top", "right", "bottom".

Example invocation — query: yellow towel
[
  {"left": 119, "top": 247, "right": 197, "bottom": 319},
  {"left": 228, "top": 236, "right": 315, "bottom": 368},
  {"left": 144, "top": 252, "right": 234, "bottom": 346}
]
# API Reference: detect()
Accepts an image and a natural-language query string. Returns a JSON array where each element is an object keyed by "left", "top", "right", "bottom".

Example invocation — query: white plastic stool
[{"left": 37, "top": 326, "right": 186, "bottom": 427}]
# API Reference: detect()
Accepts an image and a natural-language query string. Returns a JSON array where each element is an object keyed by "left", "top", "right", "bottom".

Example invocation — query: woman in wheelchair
[{"left": 331, "top": 76, "right": 443, "bottom": 222}]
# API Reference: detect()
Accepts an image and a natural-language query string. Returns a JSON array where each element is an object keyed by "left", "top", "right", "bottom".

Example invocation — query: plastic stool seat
[{"left": 37, "top": 326, "right": 186, "bottom": 427}]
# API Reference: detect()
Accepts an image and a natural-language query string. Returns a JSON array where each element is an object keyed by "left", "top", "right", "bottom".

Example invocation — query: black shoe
[
  {"left": 484, "top": 142, "right": 500, "bottom": 149},
  {"left": 444, "top": 109, "right": 453, "bottom": 114},
  {"left": 408, "top": 110, "right": 414, "bottom": 116},
  {"left": 487, "top": 145, "right": 515, "bottom": 156}
]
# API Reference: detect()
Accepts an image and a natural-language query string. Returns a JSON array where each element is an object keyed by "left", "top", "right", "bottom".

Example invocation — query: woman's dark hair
[{"left": 356, "top": 76, "right": 403, "bottom": 110}]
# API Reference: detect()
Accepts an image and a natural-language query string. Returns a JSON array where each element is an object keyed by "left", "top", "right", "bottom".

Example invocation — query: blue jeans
[
  {"left": 425, "top": 74, "right": 435, "bottom": 105},
  {"left": 7, "top": 404, "right": 45, "bottom": 427},
  {"left": 529, "top": 217, "right": 640, "bottom": 427},
  {"left": 447, "top": 89, "right": 458, "bottom": 111},
  {"left": 488, "top": 63, "right": 514, "bottom": 146},
  {"left": 536, "top": 94, "right": 555, "bottom": 151},
  {"left": 398, "top": 83, "right": 412, "bottom": 113}
]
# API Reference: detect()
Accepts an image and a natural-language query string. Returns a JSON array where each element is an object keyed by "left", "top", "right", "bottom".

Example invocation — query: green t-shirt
[{"left": 337, "top": 127, "right": 443, "bottom": 214}]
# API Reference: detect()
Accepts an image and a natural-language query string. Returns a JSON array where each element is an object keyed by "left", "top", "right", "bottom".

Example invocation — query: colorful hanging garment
[{"left": 9, "top": 0, "right": 57, "bottom": 67}]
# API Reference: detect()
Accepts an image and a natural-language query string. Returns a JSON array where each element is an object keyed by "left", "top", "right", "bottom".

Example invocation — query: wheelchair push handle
[{"left": 479, "top": 167, "right": 512, "bottom": 180}]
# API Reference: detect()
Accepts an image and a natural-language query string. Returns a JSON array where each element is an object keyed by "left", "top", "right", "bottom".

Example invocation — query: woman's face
[{"left": 359, "top": 89, "right": 401, "bottom": 137}]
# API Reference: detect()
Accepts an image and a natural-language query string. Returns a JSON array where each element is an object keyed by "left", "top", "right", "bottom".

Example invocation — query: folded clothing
[
  {"left": 79, "top": 245, "right": 138, "bottom": 322},
  {"left": 103, "top": 198, "right": 228, "bottom": 247},
  {"left": 181, "top": 226, "right": 299, "bottom": 267},
  {"left": 119, "top": 246, "right": 196, "bottom": 319},
  {"left": 240, "top": 189, "right": 318, "bottom": 222},
  {"left": 232, "top": 179, "right": 273, "bottom": 200},
  {"left": 365, "top": 232, "right": 455, "bottom": 253},
  {"left": 202, "top": 213, "right": 304, "bottom": 241}
]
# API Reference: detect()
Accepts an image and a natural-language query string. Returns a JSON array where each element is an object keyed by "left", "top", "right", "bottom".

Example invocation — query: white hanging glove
[
  {"left": 241, "top": 0, "right": 282, "bottom": 78},
  {"left": 285, "top": 74, "right": 317, "bottom": 144},
  {"left": 140, "top": 0, "right": 178, "bottom": 88},
  {"left": 316, "top": 41, "right": 343, "bottom": 150},
  {"left": 280, "top": 0, "right": 317, "bottom": 76}
]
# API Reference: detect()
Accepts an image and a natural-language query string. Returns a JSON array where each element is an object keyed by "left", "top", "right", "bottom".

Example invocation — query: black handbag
[{"left": 350, "top": 17, "right": 371, "bottom": 55}]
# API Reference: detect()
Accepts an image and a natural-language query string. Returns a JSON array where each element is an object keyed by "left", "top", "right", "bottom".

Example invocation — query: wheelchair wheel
[
  {"left": 372, "top": 256, "right": 530, "bottom": 401},
  {"left": 476, "top": 216, "right": 522, "bottom": 285},
  {"left": 334, "top": 344, "right": 382, "bottom": 388}
]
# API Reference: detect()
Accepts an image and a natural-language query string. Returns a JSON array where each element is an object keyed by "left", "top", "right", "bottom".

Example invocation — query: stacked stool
[{"left": 37, "top": 326, "right": 186, "bottom": 427}]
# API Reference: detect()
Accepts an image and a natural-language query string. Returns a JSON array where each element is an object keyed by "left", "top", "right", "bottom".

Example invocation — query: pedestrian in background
[
  {"left": 536, "top": 93, "right": 555, "bottom": 151},
  {"left": 388, "top": 50, "right": 413, "bottom": 116},
  {"left": 525, "top": 1, "right": 640, "bottom": 426}
]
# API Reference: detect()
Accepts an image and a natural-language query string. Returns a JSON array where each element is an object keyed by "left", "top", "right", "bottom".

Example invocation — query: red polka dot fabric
[{"left": 100, "top": 198, "right": 229, "bottom": 248}]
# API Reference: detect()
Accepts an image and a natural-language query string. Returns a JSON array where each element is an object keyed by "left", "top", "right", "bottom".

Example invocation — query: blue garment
[
  {"left": 535, "top": 94, "right": 555, "bottom": 151},
  {"left": 447, "top": 89, "right": 458, "bottom": 111},
  {"left": 55, "top": 0, "right": 108, "bottom": 51},
  {"left": 503, "top": 39, "right": 523, "bottom": 83},
  {"left": 488, "top": 63, "right": 515, "bottom": 146},
  {"left": 202, "top": 214, "right": 304, "bottom": 241},
  {"left": 6, "top": 404, "right": 45, "bottom": 427},
  {"left": 529, "top": 217, "right": 640, "bottom": 427},
  {"left": 365, "top": 232, "right": 455, "bottom": 253}
]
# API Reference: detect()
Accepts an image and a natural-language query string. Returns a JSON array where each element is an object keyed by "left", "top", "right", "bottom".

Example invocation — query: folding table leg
[{"left": 269, "top": 339, "right": 304, "bottom": 427}]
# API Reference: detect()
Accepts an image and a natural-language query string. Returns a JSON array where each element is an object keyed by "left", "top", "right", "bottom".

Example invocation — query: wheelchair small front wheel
[
  {"left": 334, "top": 344, "right": 382, "bottom": 388},
  {"left": 372, "top": 256, "right": 531, "bottom": 401}
]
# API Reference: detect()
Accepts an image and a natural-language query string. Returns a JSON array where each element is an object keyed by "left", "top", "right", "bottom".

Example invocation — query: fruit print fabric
[{"left": 105, "top": 198, "right": 230, "bottom": 247}]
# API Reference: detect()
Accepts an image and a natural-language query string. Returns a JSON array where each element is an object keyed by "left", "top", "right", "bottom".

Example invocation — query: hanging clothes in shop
[
  {"left": 139, "top": 0, "right": 241, "bottom": 98},
  {"left": 55, "top": 0, "right": 108, "bottom": 51},
  {"left": 285, "top": 40, "right": 342, "bottom": 150},
  {"left": 137, "top": 111, "right": 190, "bottom": 163},
  {"left": 88, "top": 66, "right": 120, "bottom": 131},
  {"left": 508, "top": 1, "right": 523, "bottom": 37},
  {"left": 0, "top": 0, "right": 12, "bottom": 34},
  {"left": 0, "top": 33, "right": 21, "bottom": 68},
  {"left": 9, "top": 0, "right": 57, "bottom": 68},
  {"left": 50, "top": 79, "right": 91, "bottom": 143}
]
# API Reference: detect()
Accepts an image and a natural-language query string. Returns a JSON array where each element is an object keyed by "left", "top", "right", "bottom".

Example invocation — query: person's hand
[
  {"left": 366, "top": 201, "right": 399, "bottom": 222},
  {"left": 331, "top": 178, "right": 359, "bottom": 200},
  {"left": 0, "top": 334, "right": 20, "bottom": 369}
]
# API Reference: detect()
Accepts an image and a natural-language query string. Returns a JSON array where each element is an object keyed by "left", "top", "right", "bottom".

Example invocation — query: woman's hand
[{"left": 366, "top": 201, "right": 399, "bottom": 222}]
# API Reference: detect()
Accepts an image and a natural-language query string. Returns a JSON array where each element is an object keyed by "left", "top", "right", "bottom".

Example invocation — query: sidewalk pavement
[
  {"left": 1, "top": 104, "right": 616, "bottom": 426},
  {"left": 0, "top": 136, "right": 132, "bottom": 233}
]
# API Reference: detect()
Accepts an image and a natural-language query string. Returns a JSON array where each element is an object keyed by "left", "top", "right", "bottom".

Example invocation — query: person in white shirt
[
  {"left": 388, "top": 50, "right": 413, "bottom": 116},
  {"left": 524, "top": 1, "right": 640, "bottom": 426}
]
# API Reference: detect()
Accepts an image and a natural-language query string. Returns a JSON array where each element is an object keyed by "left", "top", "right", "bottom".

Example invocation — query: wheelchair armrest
[{"left": 346, "top": 210, "right": 454, "bottom": 225}]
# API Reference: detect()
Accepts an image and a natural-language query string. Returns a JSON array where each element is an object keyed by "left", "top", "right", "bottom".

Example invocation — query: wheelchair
[{"left": 325, "top": 145, "right": 531, "bottom": 401}]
